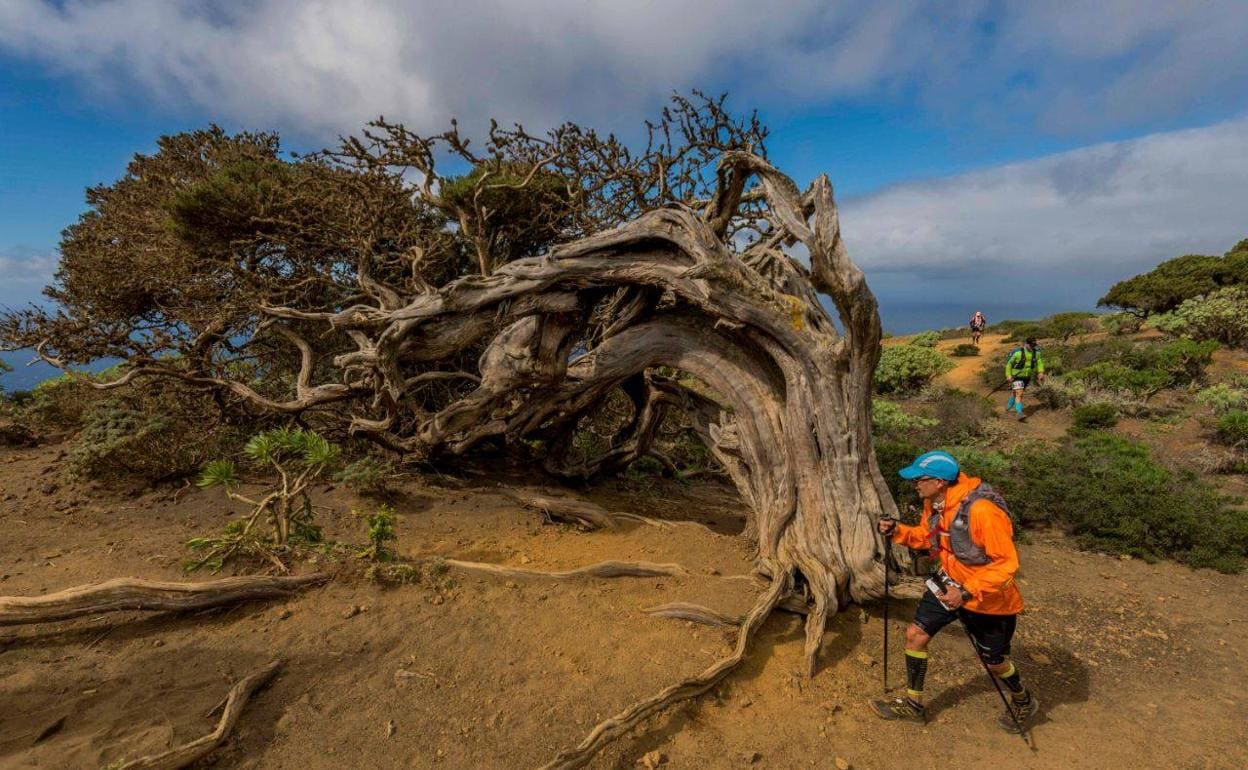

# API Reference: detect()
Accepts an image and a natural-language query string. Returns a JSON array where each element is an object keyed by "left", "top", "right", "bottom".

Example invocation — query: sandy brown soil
[{"left": 2, "top": 436, "right": 1246, "bottom": 770}]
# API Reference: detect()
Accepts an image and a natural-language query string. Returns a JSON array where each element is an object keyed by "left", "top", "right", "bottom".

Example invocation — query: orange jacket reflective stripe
[{"left": 891, "top": 473, "right": 1024, "bottom": 615}]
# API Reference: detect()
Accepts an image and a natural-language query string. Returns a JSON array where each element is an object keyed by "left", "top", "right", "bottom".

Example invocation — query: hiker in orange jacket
[{"left": 870, "top": 450, "right": 1038, "bottom": 731}]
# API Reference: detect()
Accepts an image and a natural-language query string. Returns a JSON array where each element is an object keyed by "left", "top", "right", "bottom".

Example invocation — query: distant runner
[
  {"left": 1004, "top": 337, "right": 1045, "bottom": 420},
  {"left": 969, "top": 311, "right": 987, "bottom": 345},
  {"left": 872, "top": 450, "right": 1038, "bottom": 732}
]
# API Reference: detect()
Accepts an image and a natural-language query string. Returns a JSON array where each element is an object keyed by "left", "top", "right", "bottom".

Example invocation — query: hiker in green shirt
[{"left": 1004, "top": 337, "right": 1045, "bottom": 419}]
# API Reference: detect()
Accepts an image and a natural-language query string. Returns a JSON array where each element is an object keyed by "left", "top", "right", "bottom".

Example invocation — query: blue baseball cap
[{"left": 898, "top": 450, "right": 960, "bottom": 481}]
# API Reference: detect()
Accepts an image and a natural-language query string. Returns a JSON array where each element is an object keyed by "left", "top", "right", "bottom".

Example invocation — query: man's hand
[
  {"left": 938, "top": 584, "right": 965, "bottom": 609},
  {"left": 878, "top": 517, "right": 897, "bottom": 536}
]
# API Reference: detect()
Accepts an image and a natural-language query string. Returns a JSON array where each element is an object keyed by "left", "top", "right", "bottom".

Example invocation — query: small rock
[
  {"left": 152, "top": 639, "right": 164, "bottom": 648},
  {"left": 277, "top": 608, "right": 293, "bottom": 620},
  {"left": 504, "top": 581, "right": 519, "bottom": 590},
  {"left": 835, "top": 758, "right": 851, "bottom": 770},
  {"left": 430, "top": 595, "right": 445, "bottom": 605},
  {"left": 519, "top": 554, "right": 532, "bottom": 565},
  {"left": 707, "top": 568, "right": 721, "bottom": 576},
  {"left": 639, "top": 751, "right": 667, "bottom": 769},
  {"left": 1028, "top": 652, "right": 1052, "bottom": 665},
  {"left": 743, "top": 751, "right": 762, "bottom": 764},
  {"left": 386, "top": 719, "right": 396, "bottom": 737},
  {"left": 1119, "top": 554, "right": 1132, "bottom": 561},
  {"left": 342, "top": 605, "right": 362, "bottom": 619},
  {"left": 740, "top": 697, "right": 753, "bottom": 708}
]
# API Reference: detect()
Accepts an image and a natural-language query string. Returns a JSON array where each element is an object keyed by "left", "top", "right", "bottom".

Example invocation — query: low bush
[
  {"left": 1062, "top": 339, "right": 1217, "bottom": 397},
  {"left": 1195, "top": 383, "right": 1248, "bottom": 414},
  {"left": 1100, "top": 312, "right": 1143, "bottom": 335},
  {"left": 65, "top": 379, "right": 248, "bottom": 482},
  {"left": 1008, "top": 432, "right": 1248, "bottom": 572},
  {"left": 1071, "top": 402, "right": 1118, "bottom": 431},
  {"left": 907, "top": 330, "right": 941, "bottom": 348},
  {"left": 930, "top": 388, "right": 994, "bottom": 444},
  {"left": 1002, "top": 312, "right": 1098, "bottom": 343},
  {"left": 873, "top": 437, "right": 922, "bottom": 511},
  {"left": 334, "top": 455, "right": 398, "bottom": 496},
  {"left": 27, "top": 374, "right": 101, "bottom": 428},
  {"left": 1153, "top": 287, "right": 1248, "bottom": 347},
  {"left": 948, "top": 446, "right": 1011, "bottom": 481},
  {"left": 875, "top": 344, "right": 953, "bottom": 394},
  {"left": 950, "top": 343, "right": 979, "bottom": 357},
  {"left": 190, "top": 427, "right": 339, "bottom": 571},
  {"left": 872, "top": 400, "right": 937, "bottom": 438},
  {"left": 1215, "top": 410, "right": 1248, "bottom": 448},
  {"left": 356, "top": 503, "right": 398, "bottom": 561}
]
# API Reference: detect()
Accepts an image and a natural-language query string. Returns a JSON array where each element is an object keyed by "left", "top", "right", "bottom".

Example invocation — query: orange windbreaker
[{"left": 891, "top": 473, "right": 1024, "bottom": 615}]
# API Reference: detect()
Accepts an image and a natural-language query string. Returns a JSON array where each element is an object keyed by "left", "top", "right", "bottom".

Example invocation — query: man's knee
[{"left": 905, "top": 624, "right": 931, "bottom": 649}]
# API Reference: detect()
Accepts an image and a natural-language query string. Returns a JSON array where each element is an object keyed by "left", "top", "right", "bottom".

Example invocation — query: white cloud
[
  {"left": 842, "top": 117, "right": 1248, "bottom": 299},
  {"left": 1, "top": 1, "right": 1245, "bottom": 139},
  {"left": 0, "top": 248, "right": 57, "bottom": 306}
]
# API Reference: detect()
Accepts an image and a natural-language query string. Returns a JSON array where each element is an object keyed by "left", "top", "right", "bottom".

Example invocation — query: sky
[{"left": 2, "top": 1, "right": 1248, "bottom": 388}]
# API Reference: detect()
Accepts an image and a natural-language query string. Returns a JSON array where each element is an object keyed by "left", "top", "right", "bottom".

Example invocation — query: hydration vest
[{"left": 927, "top": 482, "right": 1012, "bottom": 567}]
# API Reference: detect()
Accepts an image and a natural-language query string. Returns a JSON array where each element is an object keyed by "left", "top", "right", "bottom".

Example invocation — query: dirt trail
[
  {"left": 934, "top": 334, "right": 1071, "bottom": 441},
  {"left": 2, "top": 442, "right": 1245, "bottom": 769}
]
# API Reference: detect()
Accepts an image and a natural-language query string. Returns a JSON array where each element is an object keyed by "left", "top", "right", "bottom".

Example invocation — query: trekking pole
[
  {"left": 955, "top": 615, "right": 1033, "bottom": 748},
  {"left": 881, "top": 518, "right": 899, "bottom": 694},
  {"left": 882, "top": 541, "right": 890, "bottom": 694}
]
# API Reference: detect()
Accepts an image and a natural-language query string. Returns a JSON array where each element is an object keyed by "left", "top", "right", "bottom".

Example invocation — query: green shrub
[
  {"left": 65, "top": 380, "right": 247, "bottom": 482},
  {"left": 1100, "top": 312, "right": 1143, "bottom": 335},
  {"left": 930, "top": 389, "right": 994, "bottom": 444},
  {"left": 1009, "top": 432, "right": 1248, "bottom": 572},
  {"left": 1215, "top": 410, "right": 1248, "bottom": 448},
  {"left": 872, "top": 400, "right": 937, "bottom": 438},
  {"left": 334, "top": 455, "right": 398, "bottom": 496},
  {"left": 875, "top": 344, "right": 953, "bottom": 394},
  {"left": 1072, "top": 402, "right": 1118, "bottom": 431},
  {"left": 1196, "top": 383, "right": 1248, "bottom": 414},
  {"left": 907, "top": 331, "right": 941, "bottom": 348},
  {"left": 1063, "top": 339, "right": 1217, "bottom": 397},
  {"left": 948, "top": 446, "right": 1011, "bottom": 482},
  {"left": 356, "top": 503, "right": 398, "bottom": 561},
  {"left": 1002, "top": 312, "right": 1098, "bottom": 343},
  {"left": 28, "top": 374, "right": 99, "bottom": 427},
  {"left": 950, "top": 343, "right": 980, "bottom": 357},
  {"left": 189, "top": 427, "right": 338, "bottom": 571},
  {"left": 873, "top": 438, "right": 922, "bottom": 511},
  {"left": 1154, "top": 287, "right": 1248, "bottom": 347}
]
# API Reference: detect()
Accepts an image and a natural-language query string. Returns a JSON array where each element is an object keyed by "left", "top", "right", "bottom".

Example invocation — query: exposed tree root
[
  {"left": 115, "top": 659, "right": 283, "bottom": 770},
  {"left": 541, "top": 573, "right": 789, "bottom": 770},
  {"left": 444, "top": 559, "right": 687, "bottom": 580},
  {"left": 643, "top": 593, "right": 811, "bottom": 628},
  {"left": 642, "top": 602, "right": 740, "bottom": 627},
  {"left": 0, "top": 574, "right": 328, "bottom": 626},
  {"left": 517, "top": 494, "right": 673, "bottom": 531}
]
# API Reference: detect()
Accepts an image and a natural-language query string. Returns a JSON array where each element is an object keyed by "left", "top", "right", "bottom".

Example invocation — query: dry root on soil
[
  {"left": 0, "top": 574, "right": 327, "bottom": 626},
  {"left": 444, "top": 559, "right": 688, "bottom": 580},
  {"left": 518, "top": 494, "right": 673, "bottom": 531},
  {"left": 114, "top": 659, "right": 283, "bottom": 770},
  {"left": 541, "top": 573, "right": 790, "bottom": 770}
]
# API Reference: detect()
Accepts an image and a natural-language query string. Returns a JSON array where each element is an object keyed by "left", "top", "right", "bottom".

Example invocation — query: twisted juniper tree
[{"left": 2, "top": 93, "right": 901, "bottom": 767}]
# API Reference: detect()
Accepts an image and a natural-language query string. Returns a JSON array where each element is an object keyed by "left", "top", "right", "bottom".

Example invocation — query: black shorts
[{"left": 913, "top": 589, "right": 1017, "bottom": 665}]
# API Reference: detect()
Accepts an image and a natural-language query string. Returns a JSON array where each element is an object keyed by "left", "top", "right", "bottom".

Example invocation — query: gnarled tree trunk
[{"left": 262, "top": 151, "right": 896, "bottom": 673}]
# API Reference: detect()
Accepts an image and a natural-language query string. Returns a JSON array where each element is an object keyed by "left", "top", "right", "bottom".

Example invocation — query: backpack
[{"left": 1004, "top": 346, "right": 1039, "bottom": 370}]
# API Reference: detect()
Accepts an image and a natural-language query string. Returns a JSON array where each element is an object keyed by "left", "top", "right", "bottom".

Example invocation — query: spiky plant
[{"left": 189, "top": 428, "right": 339, "bottom": 571}]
